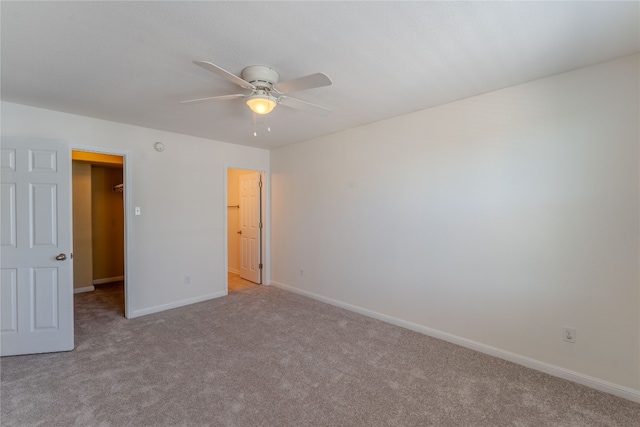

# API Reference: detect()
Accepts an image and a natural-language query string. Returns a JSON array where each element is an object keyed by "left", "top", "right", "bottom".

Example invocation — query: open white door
[
  {"left": 1, "top": 137, "right": 74, "bottom": 356},
  {"left": 239, "top": 172, "right": 261, "bottom": 284}
]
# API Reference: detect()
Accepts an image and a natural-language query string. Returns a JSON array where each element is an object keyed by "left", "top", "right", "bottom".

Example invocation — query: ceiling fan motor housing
[{"left": 241, "top": 65, "right": 280, "bottom": 89}]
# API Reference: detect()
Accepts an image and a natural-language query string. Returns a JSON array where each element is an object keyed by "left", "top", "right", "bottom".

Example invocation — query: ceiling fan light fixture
[{"left": 246, "top": 94, "right": 277, "bottom": 115}]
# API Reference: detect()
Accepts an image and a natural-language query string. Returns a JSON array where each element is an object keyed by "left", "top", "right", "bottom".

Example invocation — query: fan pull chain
[
  {"left": 251, "top": 112, "right": 272, "bottom": 136},
  {"left": 253, "top": 112, "right": 257, "bottom": 137}
]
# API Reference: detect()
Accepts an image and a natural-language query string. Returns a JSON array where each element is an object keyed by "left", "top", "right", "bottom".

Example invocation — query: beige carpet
[{"left": 1, "top": 283, "right": 639, "bottom": 426}]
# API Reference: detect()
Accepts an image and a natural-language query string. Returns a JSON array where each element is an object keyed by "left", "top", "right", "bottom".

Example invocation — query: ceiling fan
[{"left": 182, "top": 61, "right": 332, "bottom": 116}]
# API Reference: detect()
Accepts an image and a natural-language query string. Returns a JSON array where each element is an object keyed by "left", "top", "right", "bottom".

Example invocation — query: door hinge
[
  {"left": 258, "top": 180, "right": 263, "bottom": 188},
  {"left": 259, "top": 263, "right": 263, "bottom": 269},
  {"left": 70, "top": 253, "right": 73, "bottom": 260},
  {"left": 259, "top": 222, "right": 263, "bottom": 229}
]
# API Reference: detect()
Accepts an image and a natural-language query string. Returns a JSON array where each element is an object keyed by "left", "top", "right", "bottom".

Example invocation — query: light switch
[{"left": 135, "top": 207, "right": 141, "bottom": 216}]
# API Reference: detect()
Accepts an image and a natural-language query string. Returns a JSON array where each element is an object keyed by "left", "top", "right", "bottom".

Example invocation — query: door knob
[
  {"left": 55, "top": 253, "right": 67, "bottom": 261},
  {"left": 237, "top": 230, "right": 242, "bottom": 235}
]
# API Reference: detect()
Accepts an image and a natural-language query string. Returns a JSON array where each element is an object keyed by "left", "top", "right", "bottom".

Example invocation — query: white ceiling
[{"left": 2, "top": 1, "right": 638, "bottom": 150}]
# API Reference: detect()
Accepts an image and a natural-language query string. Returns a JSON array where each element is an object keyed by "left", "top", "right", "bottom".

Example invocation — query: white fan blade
[
  {"left": 181, "top": 94, "right": 247, "bottom": 104},
  {"left": 279, "top": 96, "right": 331, "bottom": 117},
  {"left": 193, "top": 61, "right": 255, "bottom": 89},
  {"left": 274, "top": 73, "right": 332, "bottom": 94}
]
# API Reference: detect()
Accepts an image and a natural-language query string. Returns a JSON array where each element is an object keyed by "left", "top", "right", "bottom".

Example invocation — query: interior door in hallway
[
  {"left": 239, "top": 172, "right": 261, "bottom": 284},
  {"left": 1, "top": 137, "right": 74, "bottom": 356}
]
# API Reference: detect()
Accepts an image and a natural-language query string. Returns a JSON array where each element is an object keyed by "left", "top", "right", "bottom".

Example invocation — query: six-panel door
[
  {"left": 1, "top": 137, "right": 73, "bottom": 356},
  {"left": 239, "top": 172, "right": 261, "bottom": 284}
]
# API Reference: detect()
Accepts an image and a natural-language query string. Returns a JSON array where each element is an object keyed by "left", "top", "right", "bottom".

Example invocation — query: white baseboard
[
  {"left": 73, "top": 286, "right": 95, "bottom": 294},
  {"left": 270, "top": 281, "right": 640, "bottom": 403},
  {"left": 93, "top": 276, "right": 124, "bottom": 285},
  {"left": 129, "top": 291, "right": 227, "bottom": 319},
  {"left": 228, "top": 268, "right": 240, "bottom": 275}
]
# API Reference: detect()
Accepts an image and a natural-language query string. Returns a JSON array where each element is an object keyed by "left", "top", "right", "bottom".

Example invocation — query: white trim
[
  {"left": 271, "top": 280, "right": 640, "bottom": 403},
  {"left": 70, "top": 144, "right": 132, "bottom": 319},
  {"left": 129, "top": 291, "right": 227, "bottom": 318},
  {"left": 73, "top": 286, "right": 95, "bottom": 294},
  {"left": 92, "top": 276, "right": 124, "bottom": 285}
]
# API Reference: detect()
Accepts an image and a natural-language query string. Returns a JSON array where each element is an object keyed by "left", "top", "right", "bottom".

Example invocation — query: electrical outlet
[
  {"left": 184, "top": 276, "right": 190, "bottom": 285},
  {"left": 563, "top": 327, "right": 576, "bottom": 343}
]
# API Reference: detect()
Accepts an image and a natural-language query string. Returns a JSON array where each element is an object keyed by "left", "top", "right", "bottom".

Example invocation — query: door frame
[
  {"left": 71, "top": 144, "right": 132, "bottom": 318},
  {"left": 223, "top": 163, "right": 270, "bottom": 293}
]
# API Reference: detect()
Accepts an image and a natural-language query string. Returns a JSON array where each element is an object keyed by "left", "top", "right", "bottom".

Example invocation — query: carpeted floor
[{"left": 1, "top": 283, "right": 639, "bottom": 426}]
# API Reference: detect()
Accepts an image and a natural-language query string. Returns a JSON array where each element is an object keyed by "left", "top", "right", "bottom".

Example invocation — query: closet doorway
[
  {"left": 72, "top": 150, "right": 126, "bottom": 316},
  {"left": 227, "top": 168, "right": 263, "bottom": 292}
]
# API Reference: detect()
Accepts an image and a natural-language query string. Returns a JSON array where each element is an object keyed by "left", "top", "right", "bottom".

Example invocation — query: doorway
[
  {"left": 71, "top": 150, "right": 126, "bottom": 316},
  {"left": 227, "top": 168, "right": 263, "bottom": 292}
]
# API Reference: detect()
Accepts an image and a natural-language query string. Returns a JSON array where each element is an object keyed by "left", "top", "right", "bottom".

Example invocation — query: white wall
[
  {"left": 227, "top": 169, "right": 242, "bottom": 274},
  {"left": 1, "top": 102, "right": 270, "bottom": 317},
  {"left": 271, "top": 54, "right": 639, "bottom": 396},
  {"left": 91, "top": 165, "right": 124, "bottom": 282},
  {"left": 71, "top": 161, "right": 93, "bottom": 290}
]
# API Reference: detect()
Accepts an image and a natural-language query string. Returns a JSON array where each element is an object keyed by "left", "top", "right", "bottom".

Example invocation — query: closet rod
[{"left": 227, "top": 205, "right": 240, "bottom": 208}]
